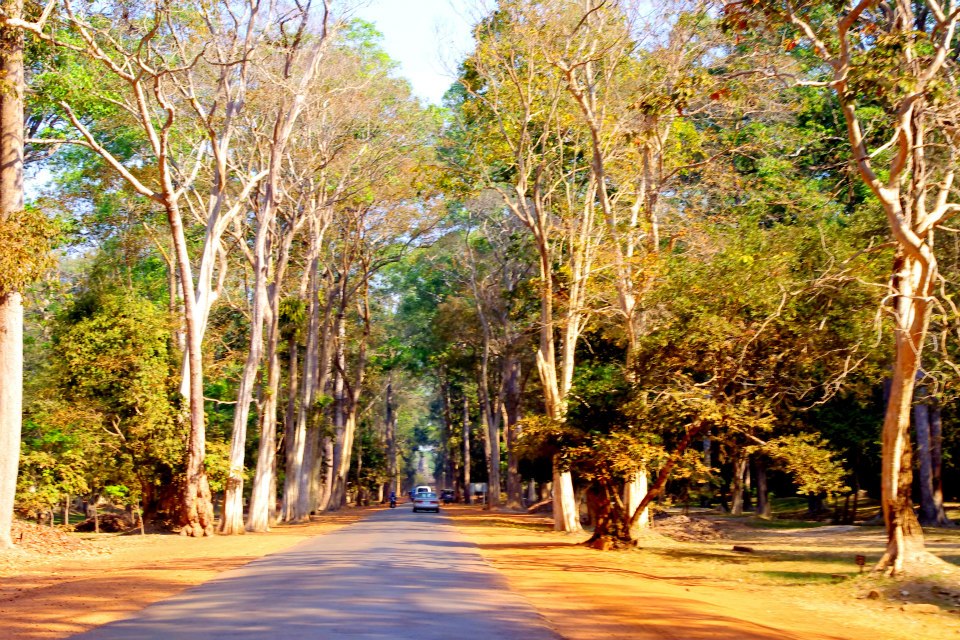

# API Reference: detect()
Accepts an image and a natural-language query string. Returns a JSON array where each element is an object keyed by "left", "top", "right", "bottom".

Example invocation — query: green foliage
[
  {"left": 762, "top": 434, "right": 849, "bottom": 497},
  {"left": 203, "top": 440, "right": 233, "bottom": 494},
  {"left": 19, "top": 286, "right": 183, "bottom": 515},
  {"left": 16, "top": 438, "right": 90, "bottom": 519},
  {"left": 0, "top": 208, "right": 59, "bottom": 295}
]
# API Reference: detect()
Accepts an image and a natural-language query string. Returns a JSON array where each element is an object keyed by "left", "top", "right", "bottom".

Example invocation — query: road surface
[{"left": 74, "top": 507, "right": 560, "bottom": 639}]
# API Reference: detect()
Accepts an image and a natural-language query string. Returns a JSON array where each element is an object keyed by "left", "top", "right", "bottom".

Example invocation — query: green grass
[
  {"left": 743, "top": 517, "right": 831, "bottom": 530},
  {"left": 736, "top": 495, "right": 885, "bottom": 525},
  {"left": 758, "top": 570, "right": 852, "bottom": 585}
]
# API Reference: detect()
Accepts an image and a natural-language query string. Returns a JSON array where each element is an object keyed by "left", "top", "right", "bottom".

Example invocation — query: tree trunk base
[
  {"left": 178, "top": 473, "right": 214, "bottom": 537},
  {"left": 874, "top": 547, "right": 953, "bottom": 577},
  {"left": 584, "top": 534, "right": 634, "bottom": 551},
  {"left": 219, "top": 477, "right": 245, "bottom": 535},
  {"left": 584, "top": 482, "right": 632, "bottom": 550}
]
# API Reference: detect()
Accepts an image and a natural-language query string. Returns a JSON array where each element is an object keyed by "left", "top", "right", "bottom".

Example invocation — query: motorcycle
[{"left": 389, "top": 496, "right": 397, "bottom": 508}]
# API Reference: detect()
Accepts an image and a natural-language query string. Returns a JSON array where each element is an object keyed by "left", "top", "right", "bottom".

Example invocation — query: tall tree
[
  {"left": 221, "top": 0, "right": 333, "bottom": 535},
  {"left": 0, "top": 0, "right": 26, "bottom": 549},
  {"left": 454, "top": 1, "right": 606, "bottom": 531},
  {"left": 731, "top": 0, "right": 960, "bottom": 575}
]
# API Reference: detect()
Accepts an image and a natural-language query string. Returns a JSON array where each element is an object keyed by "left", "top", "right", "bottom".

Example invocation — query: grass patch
[
  {"left": 743, "top": 517, "right": 828, "bottom": 530},
  {"left": 759, "top": 570, "right": 852, "bottom": 585}
]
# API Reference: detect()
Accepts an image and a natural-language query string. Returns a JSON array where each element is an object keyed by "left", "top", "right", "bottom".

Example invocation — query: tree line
[{"left": 0, "top": 0, "right": 958, "bottom": 578}]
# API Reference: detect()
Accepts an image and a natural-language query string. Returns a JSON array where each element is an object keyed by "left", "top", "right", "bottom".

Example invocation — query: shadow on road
[{"left": 74, "top": 509, "right": 559, "bottom": 640}]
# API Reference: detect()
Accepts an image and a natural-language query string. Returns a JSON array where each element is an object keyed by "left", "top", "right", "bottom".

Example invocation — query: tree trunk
[
  {"left": 309, "top": 292, "right": 335, "bottom": 515},
  {"left": 0, "top": 292, "right": 21, "bottom": 549},
  {"left": 0, "top": 0, "right": 24, "bottom": 550},
  {"left": 169, "top": 199, "right": 213, "bottom": 537},
  {"left": 327, "top": 282, "right": 370, "bottom": 513},
  {"left": 315, "top": 296, "right": 335, "bottom": 512},
  {"left": 929, "top": 404, "right": 950, "bottom": 526},
  {"left": 502, "top": 355, "right": 523, "bottom": 510},
  {"left": 755, "top": 458, "right": 771, "bottom": 518},
  {"left": 246, "top": 294, "right": 282, "bottom": 531},
  {"left": 221, "top": 226, "right": 271, "bottom": 534},
  {"left": 480, "top": 406, "right": 492, "bottom": 500},
  {"left": 731, "top": 449, "right": 748, "bottom": 516},
  {"left": 623, "top": 470, "right": 650, "bottom": 536},
  {"left": 480, "top": 380, "right": 501, "bottom": 509},
  {"left": 915, "top": 399, "right": 936, "bottom": 525},
  {"left": 532, "top": 237, "right": 581, "bottom": 533},
  {"left": 914, "top": 394, "right": 950, "bottom": 527},
  {"left": 875, "top": 253, "right": 933, "bottom": 573},
  {"left": 327, "top": 311, "right": 349, "bottom": 511},
  {"left": 552, "top": 458, "right": 580, "bottom": 533},
  {"left": 385, "top": 375, "right": 397, "bottom": 501},
  {"left": 284, "top": 236, "right": 322, "bottom": 521},
  {"left": 586, "top": 479, "right": 632, "bottom": 549},
  {"left": 246, "top": 220, "right": 297, "bottom": 530},
  {"left": 330, "top": 411, "right": 358, "bottom": 510},
  {"left": 440, "top": 374, "right": 459, "bottom": 501},
  {"left": 462, "top": 394, "right": 472, "bottom": 504}
]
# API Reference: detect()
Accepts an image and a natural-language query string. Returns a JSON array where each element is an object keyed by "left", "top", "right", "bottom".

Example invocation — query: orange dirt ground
[
  {"left": 446, "top": 506, "right": 959, "bottom": 640},
  {"left": 0, "top": 510, "right": 367, "bottom": 639},
  {"left": 2, "top": 505, "right": 958, "bottom": 639}
]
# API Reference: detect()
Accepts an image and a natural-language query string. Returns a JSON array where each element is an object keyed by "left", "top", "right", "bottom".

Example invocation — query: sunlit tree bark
[
  {"left": 0, "top": 0, "right": 25, "bottom": 549},
  {"left": 734, "top": 0, "right": 960, "bottom": 574}
]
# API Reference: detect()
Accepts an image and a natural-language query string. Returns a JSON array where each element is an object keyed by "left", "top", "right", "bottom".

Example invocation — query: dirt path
[
  {"left": 447, "top": 507, "right": 958, "bottom": 640},
  {"left": 0, "top": 510, "right": 367, "bottom": 639}
]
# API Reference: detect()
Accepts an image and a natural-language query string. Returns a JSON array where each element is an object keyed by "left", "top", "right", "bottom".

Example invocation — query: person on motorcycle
[{"left": 389, "top": 491, "right": 397, "bottom": 508}]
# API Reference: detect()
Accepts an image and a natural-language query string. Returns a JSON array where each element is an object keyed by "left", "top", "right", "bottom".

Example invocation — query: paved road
[{"left": 74, "top": 507, "right": 560, "bottom": 639}]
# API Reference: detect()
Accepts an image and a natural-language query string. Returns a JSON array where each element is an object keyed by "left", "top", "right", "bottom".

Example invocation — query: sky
[{"left": 351, "top": 1, "right": 480, "bottom": 105}]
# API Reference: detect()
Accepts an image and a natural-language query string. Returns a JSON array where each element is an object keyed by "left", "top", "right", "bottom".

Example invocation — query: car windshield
[{"left": 416, "top": 493, "right": 437, "bottom": 499}]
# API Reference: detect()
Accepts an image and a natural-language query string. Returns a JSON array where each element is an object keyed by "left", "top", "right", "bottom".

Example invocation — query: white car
[
  {"left": 415, "top": 485, "right": 433, "bottom": 495},
  {"left": 412, "top": 492, "right": 440, "bottom": 513}
]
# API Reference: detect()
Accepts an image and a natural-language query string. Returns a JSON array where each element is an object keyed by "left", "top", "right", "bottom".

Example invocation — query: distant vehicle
[
  {"left": 440, "top": 489, "right": 455, "bottom": 504},
  {"left": 412, "top": 492, "right": 440, "bottom": 513},
  {"left": 415, "top": 485, "right": 433, "bottom": 495}
]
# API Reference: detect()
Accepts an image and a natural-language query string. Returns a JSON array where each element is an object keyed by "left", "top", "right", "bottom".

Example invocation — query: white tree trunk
[
  {"left": 552, "top": 463, "right": 579, "bottom": 533},
  {"left": 325, "top": 314, "right": 348, "bottom": 511},
  {"left": 246, "top": 300, "right": 281, "bottom": 532},
  {"left": 624, "top": 470, "right": 650, "bottom": 535},
  {"left": 220, "top": 224, "right": 270, "bottom": 534},
  {"left": 0, "top": 293, "right": 22, "bottom": 549},
  {"left": 0, "top": 0, "right": 23, "bottom": 550}
]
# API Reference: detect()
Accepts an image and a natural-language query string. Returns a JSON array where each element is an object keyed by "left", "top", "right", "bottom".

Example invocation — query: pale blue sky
[{"left": 351, "top": 1, "right": 481, "bottom": 104}]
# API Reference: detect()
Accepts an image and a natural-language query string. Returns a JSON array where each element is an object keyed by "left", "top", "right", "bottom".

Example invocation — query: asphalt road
[{"left": 74, "top": 507, "right": 560, "bottom": 639}]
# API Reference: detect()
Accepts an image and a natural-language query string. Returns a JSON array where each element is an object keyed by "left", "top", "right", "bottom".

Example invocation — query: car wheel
[{"left": 413, "top": 508, "right": 418, "bottom": 513}]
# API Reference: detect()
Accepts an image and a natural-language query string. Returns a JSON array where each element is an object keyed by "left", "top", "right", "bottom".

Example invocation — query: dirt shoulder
[
  {"left": 447, "top": 506, "right": 959, "bottom": 640},
  {"left": 0, "top": 509, "right": 371, "bottom": 639}
]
